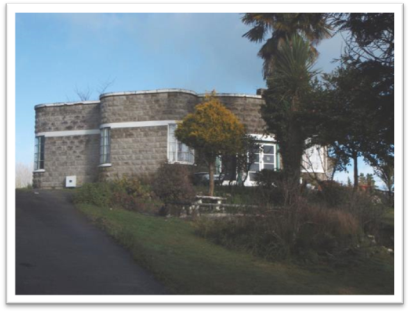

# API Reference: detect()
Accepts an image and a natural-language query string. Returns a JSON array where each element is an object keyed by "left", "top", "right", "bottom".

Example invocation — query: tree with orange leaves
[{"left": 175, "top": 93, "right": 246, "bottom": 196}]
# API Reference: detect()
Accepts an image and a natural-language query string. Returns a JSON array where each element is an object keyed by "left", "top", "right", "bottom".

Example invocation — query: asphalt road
[{"left": 16, "top": 189, "right": 168, "bottom": 295}]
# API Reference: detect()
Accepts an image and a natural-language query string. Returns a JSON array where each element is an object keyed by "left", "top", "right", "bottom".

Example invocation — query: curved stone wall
[
  {"left": 213, "top": 95, "right": 266, "bottom": 134},
  {"left": 33, "top": 89, "right": 269, "bottom": 187},
  {"left": 100, "top": 91, "right": 198, "bottom": 124}
]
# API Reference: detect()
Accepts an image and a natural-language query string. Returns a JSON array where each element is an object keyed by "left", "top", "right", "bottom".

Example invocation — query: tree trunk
[
  {"left": 279, "top": 122, "right": 305, "bottom": 205},
  {"left": 353, "top": 153, "right": 358, "bottom": 190},
  {"left": 209, "top": 161, "right": 215, "bottom": 196}
]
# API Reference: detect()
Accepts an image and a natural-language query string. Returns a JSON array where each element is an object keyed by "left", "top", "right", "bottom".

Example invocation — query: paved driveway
[{"left": 16, "top": 190, "right": 168, "bottom": 295}]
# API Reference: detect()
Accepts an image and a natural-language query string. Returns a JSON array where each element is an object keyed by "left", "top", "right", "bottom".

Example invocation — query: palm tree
[
  {"left": 242, "top": 13, "right": 332, "bottom": 79},
  {"left": 262, "top": 35, "right": 319, "bottom": 194}
]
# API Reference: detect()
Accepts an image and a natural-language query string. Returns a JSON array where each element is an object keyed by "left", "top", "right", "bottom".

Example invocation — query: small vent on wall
[{"left": 65, "top": 176, "right": 77, "bottom": 188}]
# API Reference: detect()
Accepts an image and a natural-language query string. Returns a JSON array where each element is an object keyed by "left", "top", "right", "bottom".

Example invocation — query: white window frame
[
  {"left": 100, "top": 127, "right": 111, "bottom": 165},
  {"left": 34, "top": 135, "right": 45, "bottom": 171},
  {"left": 247, "top": 142, "right": 277, "bottom": 181},
  {"left": 167, "top": 124, "right": 195, "bottom": 165}
]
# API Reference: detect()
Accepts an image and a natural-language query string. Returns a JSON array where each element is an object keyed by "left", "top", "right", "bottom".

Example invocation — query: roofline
[
  {"left": 35, "top": 100, "right": 100, "bottom": 109},
  {"left": 197, "top": 93, "right": 262, "bottom": 99},
  {"left": 100, "top": 89, "right": 263, "bottom": 100},
  {"left": 35, "top": 89, "right": 264, "bottom": 108},
  {"left": 99, "top": 89, "right": 198, "bottom": 99}
]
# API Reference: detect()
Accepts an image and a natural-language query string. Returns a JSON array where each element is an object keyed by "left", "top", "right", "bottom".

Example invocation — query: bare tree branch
[{"left": 74, "top": 84, "right": 93, "bottom": 101}]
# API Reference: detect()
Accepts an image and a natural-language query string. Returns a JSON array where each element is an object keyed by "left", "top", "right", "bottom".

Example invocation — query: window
[
  {"left": 100, "top": 128, "right": 111, "bottom": 164},
  {"left": 168, "top": 124, "right": 194, "bottom": 164},
  {"left": 34, "top": 136, "right": 45, "bottom": 170},
  {"left": 248, "top": 143, "right": 277, "bottom": 181}
]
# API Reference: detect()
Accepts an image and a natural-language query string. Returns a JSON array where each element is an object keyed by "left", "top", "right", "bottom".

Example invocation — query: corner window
[
  {"left": 168, "top": 124, "right": 194, "bottom": 164},
  {"left": 34, "top": 136, "right": 45, "bottom": 170},
  {"left": 100, "top": 128, "right": 111, "bottom": 164}
]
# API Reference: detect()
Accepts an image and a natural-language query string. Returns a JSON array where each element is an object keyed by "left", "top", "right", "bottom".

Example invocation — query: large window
[
  {"left": 248, "top": 143, "right": 278, "bottom": 181},
  {"left": 100, "top": 128, "right": 111, "bottom": 164},
  {"left": 168, "top": 124, "right": 194, "bottom": 164},
  {"left": 34, "top": 136, "right": 45, "bottom": 170}
]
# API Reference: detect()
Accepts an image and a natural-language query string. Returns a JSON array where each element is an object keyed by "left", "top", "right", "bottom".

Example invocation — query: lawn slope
[{"left": 77, "top": 204, "right": 394, "bottom": 295}]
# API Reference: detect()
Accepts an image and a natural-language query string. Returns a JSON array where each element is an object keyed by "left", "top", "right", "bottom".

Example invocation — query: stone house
[{"left": 33, "top": 89, "right": 330, "bottom": 189}]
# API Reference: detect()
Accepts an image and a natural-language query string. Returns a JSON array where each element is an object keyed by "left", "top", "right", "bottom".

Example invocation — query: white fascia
[
  {"left": 35, "top": 129, "right": 100, "bottom": 137},
  {"left": 100, "top": 120, "right": 177, "bottom": 129}
]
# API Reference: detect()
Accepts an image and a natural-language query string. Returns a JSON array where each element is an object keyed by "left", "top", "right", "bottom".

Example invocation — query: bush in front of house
[
  {"left": 337, "top": 190, "right": 386, "bottom": 235},
  {"left": 194, "top": 203, "right": 362, "bottom": 263},
  {"left": 74, "top": 176, "right": 163, "bottom": 215},
  {"left": 152, "top": 163, "right": 196, "bottom": 216},
  {"left": 307, "top": 182, "right": 387, "bottom": 236},
  {"left": 73, "top": 182, "right": 114, "bottom": 208},
  {"left": 254, "top": 169, "right": 286, "bottom": 205}
]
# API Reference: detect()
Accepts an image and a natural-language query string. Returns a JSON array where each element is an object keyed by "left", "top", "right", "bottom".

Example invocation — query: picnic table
[{"left": 193, "top": 195, "right": 227, "bottom": 212}]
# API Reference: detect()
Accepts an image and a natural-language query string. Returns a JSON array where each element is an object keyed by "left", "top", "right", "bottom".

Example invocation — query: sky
[{"left": 15, "top": 13, "right": 382, "bottom": 187}]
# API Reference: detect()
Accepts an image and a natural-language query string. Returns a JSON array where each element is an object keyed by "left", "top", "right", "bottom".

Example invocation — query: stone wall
[
  {"left": 34, "top": 102, "right": 101, "bottom": 188},
  {"left": 214, "top": 95, "right": 266, "bottom": 134},
  {"left": 98, "top": 126, "right": 168, "bottom": 181},
  {"left": 33, "top": 92, "right": 269, "bottom": 188},
  {"left": 33, "top": 134, "right": 100, "bottom": 189},
  {"left": 100, "top": 92, "right": 197, "bottom": 124},
  {"left": 35, "top": 103, "right": 100, "bottom": 133}
]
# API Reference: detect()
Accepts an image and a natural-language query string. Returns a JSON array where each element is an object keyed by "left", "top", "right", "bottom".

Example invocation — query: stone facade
[
  {"left": 35, "top": 102, "right": 100, "bottom": 133},
  {"left": 33, "top": 89, "right": 329, "bottom": 189},
  {"left": 33, "top": 135, "right": 100, "bottom": 188},
  {"left": 100, "top": 92, "right": 198, "bottom": 124},
  {"left": 98, "top": 126, "right": 168, "bottom": 180}
]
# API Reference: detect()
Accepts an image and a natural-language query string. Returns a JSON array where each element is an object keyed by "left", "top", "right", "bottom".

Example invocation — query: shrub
[
  {"left": 112, "top": 176, "right": 152, "bottom": 200},
  {"left": 74, "top": 177, "right": 163, "bottom": 215},
  {"left": 315, "top": 180, "right": 350, "bottom": 207},
  {"left": 254, "top": 170, "right": 286, "bottom": 206},
  {"left": 152, "top": 163, "right": 196, "bottom": 215},
  {"left": 195, "top": 203, "right": 361, "bottom": 263},
  {"left": 73, "top": 182, "right": 113, "bottom": 207},
  {"left": 338, "top": 191, "right": 386, "bottom": 235}
]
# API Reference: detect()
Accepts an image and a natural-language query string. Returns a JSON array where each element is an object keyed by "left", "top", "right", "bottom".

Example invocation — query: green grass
[
  {"left": 377, "top": 208, "right": 394, "bottom": 248},
  {"left": 383, "top": 208, "right": 394, "bottom": 228},
  {"left": 77, "top": 203, "right": 394, "bottom": 295}
]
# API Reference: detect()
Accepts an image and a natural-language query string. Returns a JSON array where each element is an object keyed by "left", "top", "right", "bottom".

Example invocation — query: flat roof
[
  {"left": 35, "top": 89, "right": 263, "bottom": 108},
  {"left": 34, "top": 100, "right": 100, "bottom": 109}
]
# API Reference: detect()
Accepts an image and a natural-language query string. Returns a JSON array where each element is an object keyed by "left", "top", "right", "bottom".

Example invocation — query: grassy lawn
[
  {"left": 377, "top": 208, "right": 394, "bottom": 248},
  {"left": 77, "top": 203, "right": 394, "bottom": 295}
]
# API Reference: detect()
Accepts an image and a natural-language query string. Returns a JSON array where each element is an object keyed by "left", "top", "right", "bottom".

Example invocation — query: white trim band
[
  {"left": 197, "top": 93, "right": 262, "bottom": 99},
  {"left": 35, "top": 121, "right": 179, "bottom": 137},
  {"left": 100, "top": 89, "right": 198, "bottom": 99},
  {"left": 100, "top": 120, "right": 177, "bottom": 129},
  {"left": 36, "top": 129, "right": 100, "bottom": 137},
  {"left": 35, "top": 100, "right": 100, "bottom": 109},
  {"left": 98, "top": 163, "right": 112, "bottom": 168}
]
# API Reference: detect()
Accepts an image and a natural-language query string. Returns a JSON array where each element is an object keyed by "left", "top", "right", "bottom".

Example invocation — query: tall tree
[
  {"left": 242, "top": 13, "right": 332, "bottom": 78},
  {"left": 331, "top": 13, "right": 394, "bottom": 164},
  {"left": 319, "top": 63, "right": 378, "bottom": 189},
  {"left": 261, "top": 35, "right": 320, "bottom": 192},
  {"left": 175, "top": 94, "right": 246, "bottom": 196}
]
